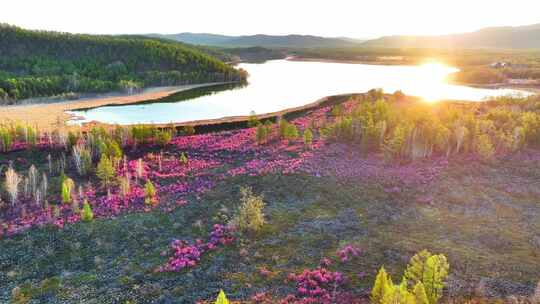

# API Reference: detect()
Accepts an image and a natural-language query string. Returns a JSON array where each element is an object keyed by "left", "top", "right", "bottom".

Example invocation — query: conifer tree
[
  {"left": 61, "top": 177, "right": 75, "bottom": 204},
  {"left": 256, "top": 124, "right": 268, "bottom": 144},
  {"left": 96, "top": 154, "right": 115, "bottom": 189},
  {"left": 303, "top": 128, "right": 313, "bottom": 148},
  {"left": 371, "top": 266, "right": 392, "bottom": 304},
  {"left": 413, "top": 282, "right": 430, "bottom": 304},
  {"left": 144, "top": 180, "right": 157, "bottom": 206},
  {"left": 404, "top": 250, "right": 449, "bottom": 304},
  {"left": 423, "top": 255, "right": 449, "bottom": 304},
  {"left": 179, "top": 152, "right": 189, "bottom": 165},
  {"left": 404, "top": 249, "right": 432, "bottom": 285},
  {"left": 81, "top": 200, "right": 94, "bottom": 222},
  {"left": 214, "top": 289, "right": 229, "bottom": 304}
]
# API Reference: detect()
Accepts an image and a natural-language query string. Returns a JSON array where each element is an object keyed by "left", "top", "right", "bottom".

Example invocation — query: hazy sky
[{"left": 2, "top": 0, "right": 540, "bottom": 38}]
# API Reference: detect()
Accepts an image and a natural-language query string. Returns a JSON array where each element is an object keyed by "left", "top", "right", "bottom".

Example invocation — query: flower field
[{"left": 1, "top": 93, "right": 539, "bottom": 303}]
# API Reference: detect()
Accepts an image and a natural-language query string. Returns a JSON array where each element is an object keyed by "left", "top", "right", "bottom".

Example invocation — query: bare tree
[{"left": 5, "top": 166, "right": 21, "bottom": 206}]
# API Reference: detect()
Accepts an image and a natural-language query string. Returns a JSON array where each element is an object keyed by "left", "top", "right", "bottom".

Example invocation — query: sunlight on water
[{"left": 69, "top": 60, "right": 530, "bottom": 125}]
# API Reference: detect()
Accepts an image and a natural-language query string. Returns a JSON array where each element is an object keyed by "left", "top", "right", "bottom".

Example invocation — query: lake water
[{"left": 68, "top": 60, "right": 529, "bottom": 125}]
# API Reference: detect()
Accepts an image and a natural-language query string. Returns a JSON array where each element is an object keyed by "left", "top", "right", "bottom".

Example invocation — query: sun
[
  {"left": 419, "top": 62, "right": 455, "bottom": 81},
  {"left": 416, "top": 61, "right": 458, "bottom": 102}
]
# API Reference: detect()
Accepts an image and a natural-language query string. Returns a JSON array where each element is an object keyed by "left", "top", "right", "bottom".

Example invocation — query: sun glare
[{"left": 416, "top": 62, "right": 458, "bottom": 103}]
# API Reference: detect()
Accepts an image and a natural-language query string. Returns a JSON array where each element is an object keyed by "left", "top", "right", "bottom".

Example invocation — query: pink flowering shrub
[
  {"left": 157, "top": 224, "right": 234, "bottom": 272},
  {"left": 0, "top": 96, "right": 458, "bottom": 238},
  {"left": 337, "top": 244, "right": 361, "bottom": 263},
  {"left": 281, "top": 268, "right": 358, "bottom": 304}
]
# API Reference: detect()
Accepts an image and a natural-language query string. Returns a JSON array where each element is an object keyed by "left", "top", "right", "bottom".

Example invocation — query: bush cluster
[{"left": 322, "top": 93, "right": 540, "bottom": 161}]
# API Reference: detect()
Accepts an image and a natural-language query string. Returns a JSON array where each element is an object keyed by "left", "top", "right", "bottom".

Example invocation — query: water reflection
[{"left": 69, "top": 60, "right": 529, "bottom": 125}]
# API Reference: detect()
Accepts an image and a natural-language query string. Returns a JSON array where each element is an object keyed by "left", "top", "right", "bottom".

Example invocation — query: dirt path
[{"left": 0, "top": 83, "right": 232, "bottom": 130}]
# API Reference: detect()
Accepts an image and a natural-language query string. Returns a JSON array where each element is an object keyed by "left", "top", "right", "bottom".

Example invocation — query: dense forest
[{"left": 0, "top": 24, "right": 247, "bottom": 104}]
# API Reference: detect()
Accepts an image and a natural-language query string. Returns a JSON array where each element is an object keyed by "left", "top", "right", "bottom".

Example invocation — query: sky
[{"left": 2, "top": 0, "right": 540, "bottom": 38}]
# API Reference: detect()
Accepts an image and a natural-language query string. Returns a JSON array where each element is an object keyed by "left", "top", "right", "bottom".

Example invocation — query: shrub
[
  {"left": 247, "top": 111, "right": 260, "bottom": 128},
  {"left": 25, "top": 126, "right": 37, "bottom": 147},
  {"left": 61, "top": 177, "right": 75, "bottom": 204},
  {"left": 404, "top": 250, "right": 449, "bottom": 304},
  {"left": 96, "top": 154, "right": 116, "bottom": 189},
  {"left": 81, "top": 200, "right": 94, "bottom": 222},
  {"left": 279, "top": 118, "right": 288, "bottom": 138},
  {"left": 475, "top": 134, "right": 495, "bottom": 160},
  {"left": 522, "top": 112, "right": 540, "bottom": 145},
  {"left": 130, "top": 125, "right": 154, "bottom": 145},
  {"left": 67, "top": 131, "right": 80, "bottom": 147},
  {"left": 232, "top": 187, "right": 265, "bottom": 234},
  {"left": 383, "top": 122, "right": 410, "bottom": 161},
  {"left": 155, "top": 129, "right": 173, "bottom": 147},
  {"left": 256, "top": 124, "right": 268, "bottom": 145},
  {"left": 303, "top": 128, "right": 313, "bottom": 148},
  {"left": 179, "top": 152, "right": 189, "bottom": 165},
  {"left": 331, "top": 104, "right": 344, "bottom": 117},
  {"left": 0, "top": 128, "right": 13, "bottom": 152},
  {"left": 144, "top": 180, "right": 157, "bottom": 206},
  {"left": 283, "top": 123, "right": 299, "bottom": 141},
  {"left": 183, "top": 125, "right": 196, "bottom": 136},
  {"left": 368, "top": 88, "right": 385, "bottom": 101},
  {"left": 99, "top": 139, "right": 123, "bottom": 163}
]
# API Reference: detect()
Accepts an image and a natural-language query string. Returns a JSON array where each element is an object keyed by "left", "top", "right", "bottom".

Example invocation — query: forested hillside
[{"left": 0, "top": 24, "right": 246, "bottom": 104}]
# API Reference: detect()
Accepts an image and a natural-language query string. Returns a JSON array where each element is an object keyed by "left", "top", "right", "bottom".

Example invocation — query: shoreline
[
  {"left": 286, "top": 56, "right": 413, "bottom": 66},
  {"left": 447, "top": 81, "right": 540, "bottom": 94},
  {"left": 2, "top": 58, "right": 538, "bottom": 130},
  {"left": 0, "top": 82, "right": 234, "bottom": 129},
  {"left": 77, "top": 92, "right": 357, "bottom": 130}
]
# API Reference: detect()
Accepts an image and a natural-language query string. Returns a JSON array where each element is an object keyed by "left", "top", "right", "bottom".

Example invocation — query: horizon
[{"left": 2, "top": 0, "right": 540, "bottom": 39}]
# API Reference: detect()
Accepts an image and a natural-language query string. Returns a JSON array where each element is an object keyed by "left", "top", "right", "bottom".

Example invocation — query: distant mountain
[
  {"left": 150, "top": 33, "right": 361, "bottom": 48},
  {"left": 147, "top": 33, "right": 233, "bottom": 46},
  {"left": 362, "top": 23, "right": 540, "bottom": 49}
]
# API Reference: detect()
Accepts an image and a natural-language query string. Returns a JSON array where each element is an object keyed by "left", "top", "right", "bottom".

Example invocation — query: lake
[{"left": 68, "top": 60, "right": 529, "bottom": 125}]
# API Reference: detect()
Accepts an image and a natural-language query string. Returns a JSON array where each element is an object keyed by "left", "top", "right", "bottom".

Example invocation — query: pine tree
[
  {"left": 81, "top": 200, "right": 94, "bottom": 222},
  {"left": 256, "top": 124, "right": 268, "bottom": 144},
  {"left": 214, "top": 290, "right": 229, "bottom": 304},
  {"left": 179, "top": 152, "right": 188, "bottom": 165},
  {"left": 285, "top": 124, "right": 299, "bottom": 140},
  {"left": 404, "top": 249, "right": 432, "bottom": 285},
  {"left": 413, "top": 282, "right": 429, "bottom": 304},
  {"left": 423, "top": 255, "right": 449, "bottom": 304},
  {"left": 61, "top": 177, "right": 75, "bottom": 204},
  {"left": 303, "top": 128, "right": 313, "bottom": 148},
  {"left": 96, "top": 154, "right": 115, "bottom": 189},
  {"left": 144, "top": 180, "right": 157, "bottom": 206},
  {"left": 371, "top": 266, "right": 393, "bottom": 304},
  {"left": 381, "top": 279, "right": 415, "bottom": 304}
]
